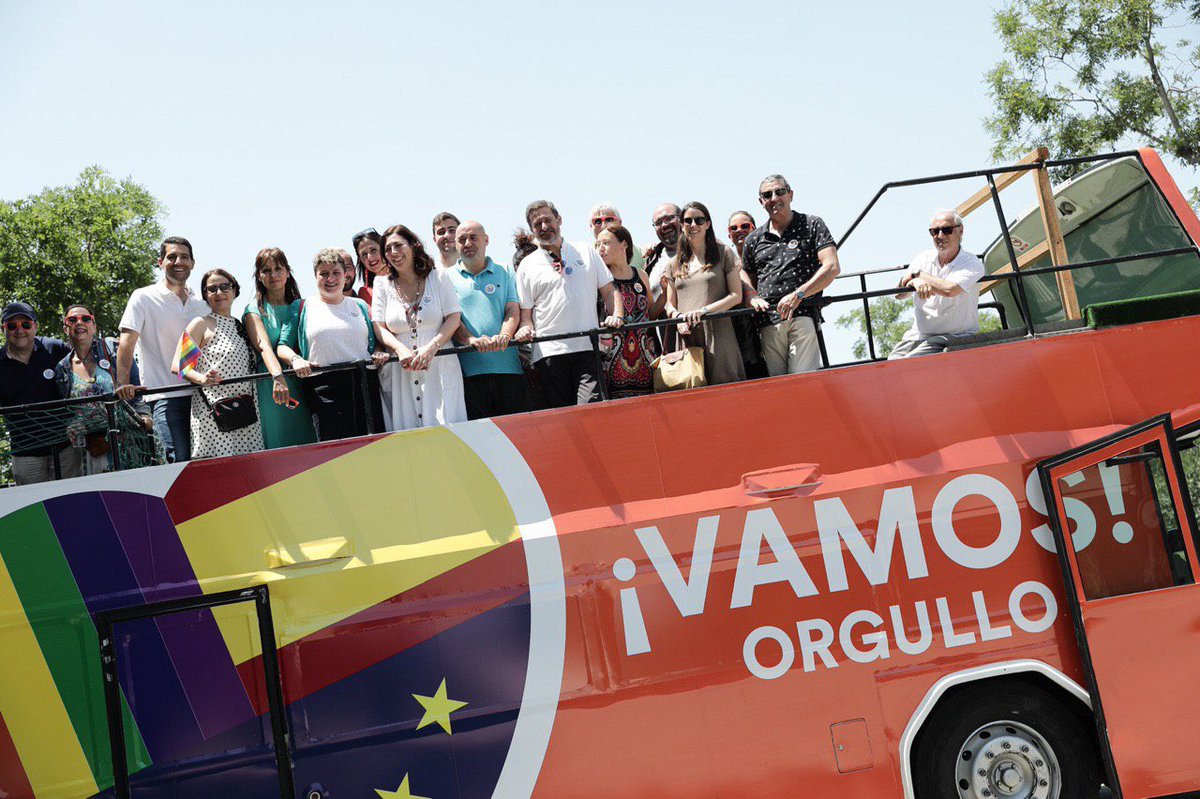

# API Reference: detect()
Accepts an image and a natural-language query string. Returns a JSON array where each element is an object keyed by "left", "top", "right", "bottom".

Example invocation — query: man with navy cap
[{"left": 0, "top": 302, "right": 81, "bottom": 483}]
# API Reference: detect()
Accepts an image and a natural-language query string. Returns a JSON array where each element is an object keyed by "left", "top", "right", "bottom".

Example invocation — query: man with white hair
[
  {"left": 588, "top": 202, "right": 644, "bottom": 269},
  {"left": 888, "top": 210, "right": 986, "bottom": 359}
]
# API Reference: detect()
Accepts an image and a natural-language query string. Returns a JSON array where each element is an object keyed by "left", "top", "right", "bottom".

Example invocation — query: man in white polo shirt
[
  {"left": 115, "top": 236, "right": 209, "bottom": 461},
  {"left": 514, "top": 200, "right": 623, "bottom": 408},
  {"left": 888, "top": 210, "right": 986, "bottom": 359}
]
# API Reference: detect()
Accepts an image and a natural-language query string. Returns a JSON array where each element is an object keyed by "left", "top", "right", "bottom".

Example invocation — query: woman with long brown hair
[
  {"left": 371, "top": 224, "right": 466, "bottom": 430},
  {"left": 664, "top": 201, "right": 745, "bottom": 385},
  {"left": 243, "top": 247, "right": 315, "bottom": 449}
]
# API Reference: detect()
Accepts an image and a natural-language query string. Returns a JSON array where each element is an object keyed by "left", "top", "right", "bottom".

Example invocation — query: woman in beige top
[{"left": 664, "top": 201, "right": 745, "bottom": 385}]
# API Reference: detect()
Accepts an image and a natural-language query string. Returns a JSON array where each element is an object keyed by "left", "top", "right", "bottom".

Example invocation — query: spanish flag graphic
[{"left": 0, "top": 421, "right": 565, "bottom": 798}]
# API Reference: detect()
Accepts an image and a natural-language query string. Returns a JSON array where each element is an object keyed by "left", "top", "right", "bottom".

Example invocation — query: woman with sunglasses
[
  {"left": 353, "top": 228, "right": 387, "bottom": 306},
  {"left": 664, "top": 201, "right": 745, "bottom": 385},
  {"left": 243, "top": 248, "right": 316, "bottom": 449},
  {"left": 372, "top": 224, "right": 466, "bottom": 430},
  {"left": 175, "top": 269, "right": 264, "bottom": 459},
  {"left": 278, "top": 248, "right": 389, "bottom": 441},
  {"left": 54, "top": 304, "right": 153, "bottom": 474}
]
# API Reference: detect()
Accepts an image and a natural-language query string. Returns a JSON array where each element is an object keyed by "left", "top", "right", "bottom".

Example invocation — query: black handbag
[{"left": 198, "top": 389, "right": 257, "bottom": 432}]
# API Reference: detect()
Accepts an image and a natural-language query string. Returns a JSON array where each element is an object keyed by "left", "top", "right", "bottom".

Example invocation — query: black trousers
[
  {"left": 533, "top": 351, "right": 600, "bottom": 409},
  {"left": 464, "top": 373, "right": 531, "bottom": 420},
  {"left": 303, "top": 368, "right": 385, "bottom": 442}
]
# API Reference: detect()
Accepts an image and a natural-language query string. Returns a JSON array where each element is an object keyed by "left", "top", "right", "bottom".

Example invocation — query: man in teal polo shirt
[{"left": 448, "top": 221, "right": 530, "bottom": 420}]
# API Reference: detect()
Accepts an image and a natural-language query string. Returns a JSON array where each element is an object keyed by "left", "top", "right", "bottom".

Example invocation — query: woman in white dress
[
  {"left": 176, "top": 269, "right": 264, "bottom": 459},
  {"left": 372, "top": 224, "right": 467, "bottom": 430}
]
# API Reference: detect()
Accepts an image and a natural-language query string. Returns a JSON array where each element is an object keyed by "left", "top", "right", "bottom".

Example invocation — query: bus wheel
[{"left": 911, "top": 679, "right": 1101, "bottom": 799}]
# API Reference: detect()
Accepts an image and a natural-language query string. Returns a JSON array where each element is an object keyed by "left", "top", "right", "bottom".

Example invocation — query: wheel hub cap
[{"left": 954, "top": 721, "right": 1060, "bottom": 799}]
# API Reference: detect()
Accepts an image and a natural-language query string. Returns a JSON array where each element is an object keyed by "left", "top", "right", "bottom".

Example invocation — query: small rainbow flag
[{"left": 177, "top": 331, "right": 201, "bottom": 377}]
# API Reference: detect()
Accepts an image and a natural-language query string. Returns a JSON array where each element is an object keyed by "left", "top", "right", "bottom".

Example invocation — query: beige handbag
[{"left": 652, "top": 341, "right": 706, "bottom": 392}]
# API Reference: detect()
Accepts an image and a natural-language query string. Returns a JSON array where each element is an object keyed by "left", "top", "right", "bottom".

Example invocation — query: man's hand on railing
[
  {"left": 514, "top": 325, "right": 535, "bottom": 343},
  {"left": 115, "top": 384, "right": 141, "bottom": 401}
]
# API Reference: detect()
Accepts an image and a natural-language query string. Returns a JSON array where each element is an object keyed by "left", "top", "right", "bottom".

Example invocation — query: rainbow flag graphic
[{"left": 176, "top": 331, "right": 201, "bottom": 377}]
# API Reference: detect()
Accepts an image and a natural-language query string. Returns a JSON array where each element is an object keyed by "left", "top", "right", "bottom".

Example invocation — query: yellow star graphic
[
  {"left": 375, "top": 773, "right": 429, "bottom": 799},
  {"left": 413, "top": 677, "right": 468, "bottom": 734}
]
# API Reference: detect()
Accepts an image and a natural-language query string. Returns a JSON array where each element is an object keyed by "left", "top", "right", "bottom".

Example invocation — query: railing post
[
  {"left": 987, "top": 173, "right": 1036, "bottom": 337},
  {"left": 590, "top": 330, "right": 609, "bottom": 401},
  {"left": 356, "top": 362, "right": 377, "bottom": 434},
  {"left": 105, "top": 401, "right": 124, "bottom": 472},
  {"left": 860, "top": 273, "right": 877, "bottom": 361}
]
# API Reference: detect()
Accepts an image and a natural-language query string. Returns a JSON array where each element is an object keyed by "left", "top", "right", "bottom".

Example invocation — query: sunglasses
[
  {"left": 929, "top": 225, "right": 962, "bottom": 236},
  {"left": 682, "top": 216, "right": 709, "bottom": 227},
  {"left": 591, "top": 215, "right": 617, "bottom": 226},
  {"left": 205, "top": 282, "right": 234, "bottom": 295},
  {"left": 352, "top": 227, "right": 378, "bottom": 245},
  {"left": 64, "top": 314, "right": 94, "bottom": 324},
  {"left": 728, "top": 222, "right": 754, "bottom": 233},
  {"left": 759, "top": 187, "right": 790, "bottom": 200},
  {"left": 4, "top": 320, "right": 33, "bottom": 331}
]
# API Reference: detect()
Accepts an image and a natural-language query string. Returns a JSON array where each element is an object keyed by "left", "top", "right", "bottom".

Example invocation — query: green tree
[
  {"left": 835, "top": 296, "right": 1003, "bottom": 360},
  {"left": 0, "top": 166, "right": 163, "bottom": 335},
  {"left": 986, "top": 0, "right": 1200, "bottom": 204}
]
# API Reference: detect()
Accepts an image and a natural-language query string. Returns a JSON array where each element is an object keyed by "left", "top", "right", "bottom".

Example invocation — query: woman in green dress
[{"left": 243, "top": 247, "right": 317, "bottom": 448}]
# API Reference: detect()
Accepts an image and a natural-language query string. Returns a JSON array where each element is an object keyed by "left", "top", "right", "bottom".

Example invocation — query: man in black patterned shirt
[{"left": 740, "top": 174, "right": 841, "bottom": 375}]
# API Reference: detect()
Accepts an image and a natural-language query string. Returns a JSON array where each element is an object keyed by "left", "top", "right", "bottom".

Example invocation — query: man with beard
[
  {"left": 432, "top": 211, "right": 461, "bottom": 270},
  {"left": 514, "top": 200, "right": 623, "bottom": 408},
  {"left": 0, "top": 302, "right": 79, "bottom": 483},
  {"left": 116, "top": 236, "right": 209, "bottom": 462},
  {"left": 448, "top": 220, "right": 528, "bottom": 419},
  {"left": 741, "top": 175, "right": 841, "bottom": 376},
  {"left": 644, "top": 202, "right": 682, "bottom": 301}
]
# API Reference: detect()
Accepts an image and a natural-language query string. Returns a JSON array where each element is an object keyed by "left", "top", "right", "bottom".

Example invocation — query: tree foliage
[
  {"left": 986, "top": 0, "right": 1199, "bottom": 203},
  {"left": 0, "top": 166, "right": 163, "bottom": 335},
  {"left": 835, "top": 296, "right": 1003, "bottom": 360}
]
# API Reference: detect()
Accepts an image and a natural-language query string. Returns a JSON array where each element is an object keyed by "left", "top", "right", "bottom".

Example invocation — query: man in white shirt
[
  {"left": 514, "top": 200, "right": 623, "bottom": 408},
  {"left": 432, "top": 211, "right": 460, "bottom": 270},
  {"left": 115, "top": 236, "right": 209, "bottom": 461},
  {"left": 888, "top": 210, "right": 987, "bottom": 359}
]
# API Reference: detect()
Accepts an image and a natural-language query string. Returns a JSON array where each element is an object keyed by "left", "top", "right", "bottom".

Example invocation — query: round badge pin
[
  {"left": 787, "top": 239, "right": 799, "bottom": 249},
  {"left": 484, "top": 283, "right": 497, "bottom": 295},
  {"left": 43, "top": 369, "right": 54, "bottom": 380},
  {"left": 99, "top": 358, "right": 111, "bottom": 370},
  {"left": 565, "top": 266, "right": 574, "bottom": 275},
  {"left": 634, "top": 283, "right": 644, "bottom": 294}
]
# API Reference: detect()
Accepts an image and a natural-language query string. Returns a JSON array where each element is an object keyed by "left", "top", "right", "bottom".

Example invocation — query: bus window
[{"left": 1059, "top": 440, "right": 1194, "bottom": 600}]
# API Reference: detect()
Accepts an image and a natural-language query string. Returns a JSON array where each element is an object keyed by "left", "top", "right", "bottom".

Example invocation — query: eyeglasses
[
  {"left": 352, "top": 227, "right": 378, "bottom": 245},
  {"left": 682, "top": 216, "right": 708, "bottom": 227},
  {"left": 591, "top": 215, "right": 617, "bottom": 227},
  {"left": 4, "top": 320, "right": 33, "bottom": 331},
  {"left": 728, "top": 223, "right": 754, "bottom": 233},
  {"left": 64, "top": 314, "right": 94, "bottom": 324},
  {"left": 652, "top": 214, "right": 679, "bottom": 228},
  {"left": 929, "top": 225, "right": 962, "bottom": 237},
  {"left": 759, "top": 187, "right": 790, "bottom": 200},
  {"left": 205, "top": 282, "right": 234, "bottom": 295}
]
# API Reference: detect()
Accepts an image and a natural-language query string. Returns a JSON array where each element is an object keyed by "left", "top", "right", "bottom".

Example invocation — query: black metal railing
[{"left": 4, "top": 151, "right": 1198, "bottom": 483}]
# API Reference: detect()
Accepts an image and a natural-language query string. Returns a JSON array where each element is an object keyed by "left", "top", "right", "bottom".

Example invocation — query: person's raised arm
[
  {"left": 176, "top": 317, "right": 219, "bottom": 386},
  {"left": 245, "top": 311, "right": 291, "bottom": 406},
  {"left": 115, "top": 329, "right": 141, "bottom": 401}
]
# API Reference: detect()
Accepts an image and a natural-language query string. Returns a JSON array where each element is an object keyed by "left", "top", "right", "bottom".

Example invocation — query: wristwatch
[{"left": 794, "top": 288, "right": 807, "bottom": 302}]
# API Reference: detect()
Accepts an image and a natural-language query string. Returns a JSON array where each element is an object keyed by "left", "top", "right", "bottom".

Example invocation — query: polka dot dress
[{"left": 189, "top": 313, "right": 265, "bottom": 459}]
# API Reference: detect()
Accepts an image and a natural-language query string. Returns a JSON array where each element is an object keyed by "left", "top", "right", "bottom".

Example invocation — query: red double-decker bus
[{"left": 1, "top": 149, "right": 1198, "bottom": 799}]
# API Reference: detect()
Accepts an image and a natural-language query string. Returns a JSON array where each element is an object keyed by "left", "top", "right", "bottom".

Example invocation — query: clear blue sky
[{"left": 2, "top": 1, "right": 1196, "bottom": 362}]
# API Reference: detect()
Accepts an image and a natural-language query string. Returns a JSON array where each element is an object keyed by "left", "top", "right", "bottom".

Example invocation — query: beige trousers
[{"left": 759, "top": 316, "right": 822, "bottom": 376}]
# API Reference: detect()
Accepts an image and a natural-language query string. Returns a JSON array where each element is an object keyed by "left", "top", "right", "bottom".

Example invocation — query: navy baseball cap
[{"left": 1, "top": 302, "right": 36, "bottom": 323}]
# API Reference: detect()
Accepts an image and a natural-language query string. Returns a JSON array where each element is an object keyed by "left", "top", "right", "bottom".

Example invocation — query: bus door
[
  {"left": 96, "top": 585, "right": 295, "bottom": 799},
  {"left": 1038, "top": 414, "right": 1200, "bottom": 799}
]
